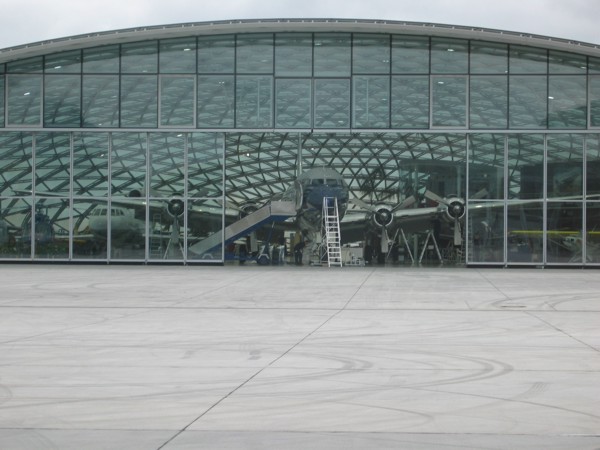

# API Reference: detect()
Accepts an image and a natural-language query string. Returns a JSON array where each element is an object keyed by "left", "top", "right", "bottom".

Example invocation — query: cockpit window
[{"left": 311, "top": 179, "right": 324, "bottom": 185}]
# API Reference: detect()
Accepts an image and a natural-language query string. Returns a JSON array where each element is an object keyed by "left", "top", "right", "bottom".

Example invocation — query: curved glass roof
[{"left": 2, "top": 18, "right": 600, "bottom": 64}]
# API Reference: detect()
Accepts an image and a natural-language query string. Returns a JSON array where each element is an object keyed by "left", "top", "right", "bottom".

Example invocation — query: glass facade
[{"left": 1, "top": 22, "right": 600, "bottom": 266}]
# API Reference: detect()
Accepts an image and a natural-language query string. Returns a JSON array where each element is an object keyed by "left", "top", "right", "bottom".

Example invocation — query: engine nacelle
[
  {"left": 238, "top": 202, "right": 259, "bottom": 218},
  {"left": 371, "top": 204, "right": 394, "bottom": 229},
  {"left": 442, "top": 197, "right": 466, "bottom": 223},
  {"left": 167, "top": 196, "right": 185, "bottom": 218}
]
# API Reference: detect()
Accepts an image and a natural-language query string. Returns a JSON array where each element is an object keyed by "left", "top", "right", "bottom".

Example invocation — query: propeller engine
[
  {"left": 167, "top": 196, "right": 185, "bottom": 218},
  {"left": 423, "top": 191, "right": 465, "bottom": 246},
  {"left": 352, "top": 196, "right": 416, "bottom": 254}
]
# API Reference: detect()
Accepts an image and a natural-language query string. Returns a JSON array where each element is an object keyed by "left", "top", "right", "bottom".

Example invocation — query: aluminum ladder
[{"left": 321, "top": 197, "right": 342, "bottom": 267}]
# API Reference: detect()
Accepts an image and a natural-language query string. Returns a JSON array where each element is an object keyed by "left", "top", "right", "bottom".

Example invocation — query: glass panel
[
  {"left": 314, "top": 78, "right": 350, "bottom": 128},
  {"left": 45, "top": 51, "right": 82, "bottom": 73},
  {"left": 197, "top": 35, "right": 235, "bottom": 73},
  {"left": 391, "top": 35, "right": 429, "bottom": 74},
  {"left": 468, "top": 202, "right": 504, "bottom": 263},
  {"left": 72, "top": 199, "right": 107, "bottom": 259},
  {"left": 188, "top": 132, "right": 223, "bottom": 198},
  {"left": 7, "top": 74, "right": 42, "bottom": 125},
  {"left": 83, "top": 45, "right": 120, "bottom": 73},
  {"left": 148, "top": 133, "right": 186, "bottom": 261},
  {"left": 0, "top": 132, "right": 32, "bottom": 196},
  {"left": 0, "top": 78, "right": 4, "bottom": 127},
  {"left": 586, "top": 135, "right": 600, "bottom": 196},
  {"left": 236, "top": 34, "right": 273, "bottom": 74},
  {"left": 547, "top": 201, "right": 582, "bottom": 263},
  {"left": 120, "top": 75, "right": 158, "bottom": 128},
  {"left": 507, "top": 201, "right": 543, "bottom": 263},
  {"left": 432, "top": 76, "right": 467, "bottom": 127},
  {"left": 391, "top": 76, "right": 429, "bottom": 128},
  {"left": 591, "top": 76, "right": 600, "bottom": 127},
  {"left": 0, "top": 198, "right": 31, "bottom": 259},
  {"left": 352, "top": 34, "right": 390, "bottom": 74},
  {"left": 275, "top": 34, "right": 312, "bottom": 77},
  {"left": 469, "top": 134, "right": 504, "bottom": 199},
  {"left": 224, "top": 133, "right": 297, "bottom": 260},
  {"left": 352, "top": 76, "right": 389, "bottom": 128},
  {"left": 33, "top": 198, "right": 69, "bottom": 259},
  {"left": 82, "top": 75, "right": 119, "bottom": 127},
  {"left": 431, "top": 38, "right": 468, "bottom": 74},
  {"left": 314, "top": 33, "right": 351, "bottom": 77},
  {"left": 188, "top": 132, "right": 223, "bottom": 261},
  {"left": 508, "top": 134, "right": 544, "bottom": 199},
  {"left": 121, "top": 41, "right": 158, "bottom": 74},
  {"left": 7, "top": 57, "right": 43, "bottom": 73},
  {"left": 44, "top": 75, "right": 81, "bottom": 127},
  {"left": 548, "top": 76, "right": 586, "bottom": 129},
  {"left": 510, "top": 46, "right": 547, "bottom": 73},
  {"left": 275, "top": 79, "right": 311, "bottom": 128},
  {"left": 470, "top": 42, "right": 508, "bottom": 74},
  {"left": 470, "top": 76, "right": 508, "bottom": 129},
  {"left": 509, "top": 75, "right": 547, "bottom": 129},
  {"left": 547, "top": 134, "right": 583, "bottom": 198},
  {"left": 197, "top": 75, "right": 234, "bottom": 128},
  {"left": 73, "top": 132, "right": 109, "bottom": 197},
  {"left": 109, "top": 198, "right": 146, "bottom": 260},
  {"left": 235, "top": 76, "right": 273, "bottom": 128},
  {"left": 149, "top": 133, "right": 185, "bottom": 196},
  {"left": 590, "top": 57, "right": 600, "bottom": 74},
  {"left": 548, "top": 51, "right": 587, "bottom": 74},
  {"left": 586, "top": 203, "right": 600, "bottom": 262},
  {"left": 159, "top": 38, "right": 196, "bottom": 73},
  {"left": 187, "top": 198, "right": 223, "bottom": 261},
  {"left": 110, "top": 132, "right": 147, "bottom": 260},
  {"left": 111, "top": 132, "right": 147, "bottom": 198},
  {"left": 148, "top": 200, "right": 186, "bottom": 261},
  {"left": 35, "top": 132, "right": 71, "bottom": 196},
  {"left": 160, "top": 76, "right": 195, "bottom": 127}
]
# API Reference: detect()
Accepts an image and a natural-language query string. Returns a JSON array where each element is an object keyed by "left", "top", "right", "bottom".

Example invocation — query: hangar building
[{"left": 1, "top": 19, "right": 600, "bottom": 266}]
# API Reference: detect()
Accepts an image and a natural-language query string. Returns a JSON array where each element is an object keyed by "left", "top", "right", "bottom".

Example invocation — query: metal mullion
[
  {"left": 503, "top": 134, "right": 509, "bottom": 265},
  {"left": 106, "top": 132, "right": 111, "bottom": 260},
  {"left": 144, "top": 132, "right": 150, "bottom": 262},
  {"left": 30, "top": 132, "right": 36, "bottom": 260},
  {"left": 543, "top": 133, "right": 548, "bottom": 264},
  {"left": 183, "top": 132, "right": 188, "bottom": 263},
  {"left": 68, "top": 131, "right": 74, "bottom": 260},
  {"left": 583, "top": 134, "right": 588, "bottom": 265}
]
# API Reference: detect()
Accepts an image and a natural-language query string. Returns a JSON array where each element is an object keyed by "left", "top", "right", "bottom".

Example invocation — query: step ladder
[{"left": 321, "top": 197, "right": 342, "bottom": 267}]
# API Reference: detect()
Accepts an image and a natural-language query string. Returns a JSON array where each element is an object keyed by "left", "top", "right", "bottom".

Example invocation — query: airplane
[
  {"left": 343, "top": 187, "right": 481, "bottom": 263},
  {"left": 188, "top": 166, "right": 350, "bottom": 262},
  {"left": 3, "top": 167, "right": 350, "bottom": 261}
]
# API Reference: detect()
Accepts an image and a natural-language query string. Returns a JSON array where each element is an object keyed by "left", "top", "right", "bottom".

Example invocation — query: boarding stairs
[
  {"left": 188, "top": 200, "right": 297, "bottom": 258},
  {"left": 321, "top": 197, "right": 342, "bottom": 267}
]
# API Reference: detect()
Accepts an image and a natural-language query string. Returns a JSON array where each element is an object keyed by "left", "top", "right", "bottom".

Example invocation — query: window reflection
[
  {"left": 547, "top": 202, "right": 582, "bottom": 263},
  {"left": 7, "top": 75, "right": 42, "bottom": 125},
  {"left": 1, "top": 29, "right": 600, "bottom": 266},
  {"left": 507, "top": 201, "right": 543, "bottom": 263}
]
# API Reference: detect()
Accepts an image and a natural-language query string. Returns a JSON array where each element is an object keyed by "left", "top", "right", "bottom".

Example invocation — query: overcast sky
[{"left": 1, "top": 0, "right": 599, "bottom": 50}]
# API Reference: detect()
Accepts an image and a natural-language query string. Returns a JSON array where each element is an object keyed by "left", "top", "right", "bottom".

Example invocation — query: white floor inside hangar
[{"left": 0, "top": 264, "right": 599, "bottom": 449}]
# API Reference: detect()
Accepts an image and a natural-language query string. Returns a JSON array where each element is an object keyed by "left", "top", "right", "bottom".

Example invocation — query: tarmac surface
[{"left": 0, "top": 263, "right": 599, "bottom": 449}]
